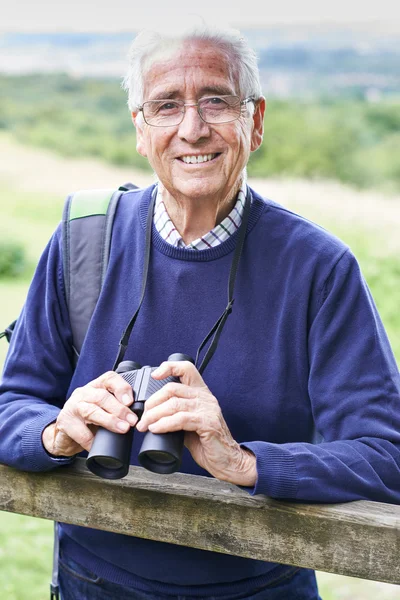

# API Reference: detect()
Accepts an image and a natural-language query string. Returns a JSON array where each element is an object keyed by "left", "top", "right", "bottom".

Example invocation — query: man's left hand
[{"left": 136, "top": 361, "right": 257, "bottom": 486}]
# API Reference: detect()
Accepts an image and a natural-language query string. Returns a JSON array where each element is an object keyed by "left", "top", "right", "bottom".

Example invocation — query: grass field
[{"left": 0, "top": 135, "right": 399, "bottom": 599}]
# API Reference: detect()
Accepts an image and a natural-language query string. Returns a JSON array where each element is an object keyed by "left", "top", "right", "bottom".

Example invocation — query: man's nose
[{"left": 177, "top": 105, "right": 211, "bottom": 143}]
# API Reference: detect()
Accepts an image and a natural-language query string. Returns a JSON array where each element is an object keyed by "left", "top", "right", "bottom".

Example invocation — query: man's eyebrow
[
  {"left": 149, "top": 91, "right": 181, "bottom": 101},
  {"left": 148, "top": 86, "right": 236, "bottom": 101},
  {"left": 198, "top": 86, "right": 236, "bottom": 97}
]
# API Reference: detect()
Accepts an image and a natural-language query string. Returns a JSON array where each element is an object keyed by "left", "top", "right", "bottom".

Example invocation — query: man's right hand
[{"left": 41, "top": 371, "right": 138, "bottom": 457}]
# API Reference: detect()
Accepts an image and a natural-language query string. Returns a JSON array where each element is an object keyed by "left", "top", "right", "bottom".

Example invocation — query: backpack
[
  {"left": 0, "top": 181, "right": 137, "bottom": 600},
  {"left": 1, "top": 182, "right": 137, "bottom": 357}
]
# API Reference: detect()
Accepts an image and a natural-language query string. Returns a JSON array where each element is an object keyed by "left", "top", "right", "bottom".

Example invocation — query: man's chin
[
  {"left": 181, "top": 187, "right": 222, "bottom": 202},
  {"left": 168, "top": 179, "right": 225, "bottom": 202}
]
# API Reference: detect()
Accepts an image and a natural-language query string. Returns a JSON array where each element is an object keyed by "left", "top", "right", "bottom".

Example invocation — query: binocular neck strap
[
  {"left": 112, "top": 187, "right": 157, "bottom": 371},
  {"left": 113, "top": 185, "right": 252, "bottom": 373},
  {"left": 195, "top": 186, "right": 251, "bottom": 375}
]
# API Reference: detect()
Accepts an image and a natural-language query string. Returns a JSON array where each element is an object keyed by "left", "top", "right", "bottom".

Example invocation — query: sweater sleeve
[
  {"left": 242, "top": 249, "right": 400, "bottom": 503},
  {"left": 0, "top": 226, "right": 75, "bottom": 471}
]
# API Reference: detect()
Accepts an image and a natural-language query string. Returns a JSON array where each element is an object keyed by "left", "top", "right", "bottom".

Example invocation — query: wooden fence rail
[{"left": 0, "top": 458, "right": 399, "bottom": 585}]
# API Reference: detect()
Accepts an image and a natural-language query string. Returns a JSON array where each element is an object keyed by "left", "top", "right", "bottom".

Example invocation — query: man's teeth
[{"left": 181, "top": 154, "right": 216, "bottom": 164}]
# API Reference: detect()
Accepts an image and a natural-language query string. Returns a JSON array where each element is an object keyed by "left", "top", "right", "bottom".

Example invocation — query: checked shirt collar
[{"left": 153, "top": 180, "right": 248, "bottom": 250}]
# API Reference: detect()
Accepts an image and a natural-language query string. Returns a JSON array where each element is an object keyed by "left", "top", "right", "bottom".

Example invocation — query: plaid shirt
[{"left": 153, "top": 181, "right": 248, "bottom": 250}]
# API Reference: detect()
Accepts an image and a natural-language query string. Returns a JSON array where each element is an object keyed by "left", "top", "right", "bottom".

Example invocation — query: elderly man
[{"left": 1, "top": 24, "right": 400, "bottom": 600}]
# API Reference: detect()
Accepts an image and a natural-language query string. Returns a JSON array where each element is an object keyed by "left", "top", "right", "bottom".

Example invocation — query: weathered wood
[{"left": 0, "top": 458, "right": 399, "bottom": 585}]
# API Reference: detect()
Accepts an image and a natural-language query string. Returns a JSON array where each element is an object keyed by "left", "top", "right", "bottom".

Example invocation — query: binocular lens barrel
[
  {"left": 138, "top": 430, "right": 185, "bottom": 474},
  {"left": 86, "top": 427, "right": 133, "bottom": 479}
]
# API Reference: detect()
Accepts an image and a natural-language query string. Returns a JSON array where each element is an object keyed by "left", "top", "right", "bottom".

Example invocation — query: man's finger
[
  {"left": 143, "top": 382, "right": 197, "bottom": 412},
  {"left": 151, "top": 361, "right": 205, "bottom": 387},
  {"left": 147, "top": 412, "right": 198, "bottom": 434},
  {"left": 54, "top": 419, "right": 95, "bottom": 453},
  {"left": 82, "top": 404, "right": 134, "bottom": 433},
  {"left": 137, "top": 396, "right": 198, "bottom": 431},
  {"left": 91, "top": 371, "right": 134, "bottom": 406},
  {"left": 63, "top": 398, "right": 134, "bottom": 436},
  {"left": 82, "top": 388, "right": 138, "bottom": 426}
]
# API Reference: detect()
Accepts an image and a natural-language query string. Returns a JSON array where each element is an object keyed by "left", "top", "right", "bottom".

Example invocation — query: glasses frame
[{"left": 137, "top": 95, "right": 255, "bottom": 127}]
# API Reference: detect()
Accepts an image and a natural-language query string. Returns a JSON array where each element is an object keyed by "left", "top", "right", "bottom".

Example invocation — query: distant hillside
[
  {"left": 1, "top": 73, "right": 399, "bottom": 193},
  {"left": 1, "top": 24, "right": 400, "bottom": 99}
]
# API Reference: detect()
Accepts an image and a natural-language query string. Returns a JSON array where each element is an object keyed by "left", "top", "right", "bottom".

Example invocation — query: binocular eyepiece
[{"left": 86, "top": 353, "right": 194, "bottom": 479}]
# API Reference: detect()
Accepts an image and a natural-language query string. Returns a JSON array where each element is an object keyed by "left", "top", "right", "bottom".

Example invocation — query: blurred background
[{"left": 0, "top": 1, "right": 399, "bottom": 598}]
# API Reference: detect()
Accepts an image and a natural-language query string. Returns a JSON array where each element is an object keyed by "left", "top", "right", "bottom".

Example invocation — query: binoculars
[{"left": 86, "top": 353, "right": 193, "bottom": 479}]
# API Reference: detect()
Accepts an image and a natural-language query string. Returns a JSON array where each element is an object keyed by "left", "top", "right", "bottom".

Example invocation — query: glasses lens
[
  {"left": 200, "top": 96, "right": 241, "bottom": 124},
  {"left": 143, "top": 100, "right": 183, "bottom": 126}
]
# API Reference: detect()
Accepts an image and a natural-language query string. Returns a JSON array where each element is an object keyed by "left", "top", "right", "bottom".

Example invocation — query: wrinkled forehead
[{"left": 142, "top": 40, "right": 238, "bottom": 99}]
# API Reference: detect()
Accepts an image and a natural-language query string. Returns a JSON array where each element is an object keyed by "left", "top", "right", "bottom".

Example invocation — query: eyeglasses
[{"left": 138, "top": 95, "right": 254, "bottom": 127}]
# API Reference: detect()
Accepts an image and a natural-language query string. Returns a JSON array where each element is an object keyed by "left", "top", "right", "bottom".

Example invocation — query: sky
[{"left": 1, "top": 0, "right": 400, "bottom": 32}]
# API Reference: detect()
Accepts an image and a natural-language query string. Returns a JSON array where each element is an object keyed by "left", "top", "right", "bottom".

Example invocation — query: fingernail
[
  {"left": 117, "top": 421, "right": 129, "bottom": 432},
  {"left": 127, "top": 413, "right": 138, "bottom": 426},
  {"left": 122, "top": 394, "right": 132, "bottom": 405}
]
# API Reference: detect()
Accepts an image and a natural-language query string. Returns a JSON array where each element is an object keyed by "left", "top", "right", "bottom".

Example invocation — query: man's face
[{"left": 132, "top": 40, "right": 265, "bottom": 203}]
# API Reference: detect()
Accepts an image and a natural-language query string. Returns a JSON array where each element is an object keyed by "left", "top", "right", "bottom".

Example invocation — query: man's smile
[{"left": 177, "top": 153, "right": 221, "bottom": 164}]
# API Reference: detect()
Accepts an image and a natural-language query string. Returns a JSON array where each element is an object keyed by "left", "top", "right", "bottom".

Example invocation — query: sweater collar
[{"left": 138, "top": 184, "right": 268, "bottom": 262}]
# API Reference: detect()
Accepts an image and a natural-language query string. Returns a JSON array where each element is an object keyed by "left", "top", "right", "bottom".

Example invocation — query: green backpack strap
[{"left": 62, "top": 183, "right": 137, "bottom": 361}]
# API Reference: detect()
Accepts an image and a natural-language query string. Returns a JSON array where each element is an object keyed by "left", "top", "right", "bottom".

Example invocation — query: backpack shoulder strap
[
  {"left": 54, "top": 183, "right": 137, "bottom": 600},
  {"left": 62, "top": 183, "right": 137, "bottom": 360},
  {"left": 0, "top": 320, "right": 17, "bottom": 342}
]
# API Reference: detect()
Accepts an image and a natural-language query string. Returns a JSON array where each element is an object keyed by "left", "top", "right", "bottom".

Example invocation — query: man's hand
[
  {"left": 136, "top": 361, "right": 257, "bottom": 487},
  {"left": 42, "top": 371, "right": 138, "bottom": 457}
]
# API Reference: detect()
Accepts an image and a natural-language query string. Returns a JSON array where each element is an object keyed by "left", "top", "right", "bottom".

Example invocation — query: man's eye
[
  {"left": 208, "top": 97, "right": 226, "bottom": 105},
  {"left": 201, "top": 97, "right": 228, "bottom": 109},
  {"left": 158, "top": 101, "right": 180, "bottom": 112}
]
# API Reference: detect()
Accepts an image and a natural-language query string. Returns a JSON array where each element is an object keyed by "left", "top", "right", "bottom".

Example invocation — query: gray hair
[{"left": 121, "top": 22, "right": 263, "bottom": 112}]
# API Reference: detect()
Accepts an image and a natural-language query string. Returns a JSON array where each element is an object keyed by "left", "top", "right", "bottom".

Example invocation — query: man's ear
[
  {"left": 131, "top": 111, "right": 147, "bottom": 158},
  {"left": 250, "top": 97, "right": 266, "bottom": 152}
]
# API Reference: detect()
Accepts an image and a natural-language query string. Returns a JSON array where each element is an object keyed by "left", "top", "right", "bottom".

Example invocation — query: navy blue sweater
[{"left": 1, "top": 185, "right": 400, "bottom": 593}]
